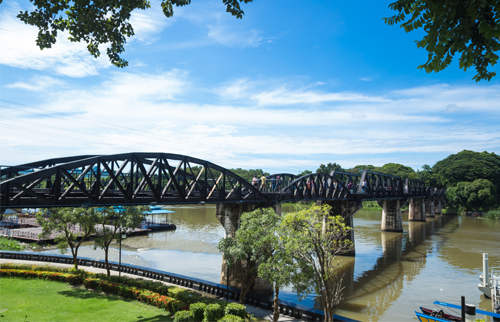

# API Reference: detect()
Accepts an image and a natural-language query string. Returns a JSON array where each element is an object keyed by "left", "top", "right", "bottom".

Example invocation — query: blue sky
[{"left": 1, "top": 0, "right": 499, "bottom": 174}]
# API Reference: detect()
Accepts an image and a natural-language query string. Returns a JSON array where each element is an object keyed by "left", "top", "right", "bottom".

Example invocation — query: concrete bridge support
[
  {"left": 216, "top": 203, "right": 271, "bottom": 295},
  {"left": 408, "top": 199, "right": 426, "bottom": 222},
  {"left": 378, "top": 200, "right": 405, "bottom": 233},
  {"left": 425, "top": 199, "right": 435, "bottom": 218},
  {"left": 434, "top": 199, "right": 442, "bottom": 215},
  {"left": 316, "top": 200, "right": 363, "bottom": 256}
]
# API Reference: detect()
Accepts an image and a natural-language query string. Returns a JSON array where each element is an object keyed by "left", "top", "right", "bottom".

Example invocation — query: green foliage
[
  {"left": 433, "top": 150, "right": 500, "bottom": 191},
  {"left": 217, "top": 208, "right": 281, "bottom": 303},
  {"left": 174, "top": 310, "right": 195, "bottom": 322},
  {"left": 345, "top": 165, "right": 375, "bottom": 174},
  {"left": 93, "top": 206, "right": 148, "bottom": 276},
  {"left": 316, "top": 162, "right": 343, "bottom": 174},
  {"left": 219, "top": 314, "right": 244, "bottom": 322},
  {"left": 15, "top": 0, "right": 254, "bottom": 68},
  {"left": 204, "top": 303, "right": 224, "bottom": 322},
  {"left": 447, "top": 179, "right": 497, "bottom": 211},
  {"left": 0, "top": 237, "right": 27, "bottom": 251},
  {"left": 36, "top": 207, "right": 100, "bottom": 269},
  {"left": 362, "top": 201, "right": 382, "bottom": 209},
  {"left": 377, "top": 163, "right": 415, "bottom": 179},
  {"left": 280, "top": 205, "right": 352, "bottom": 322},
  {"left": 190, "top": 302, "right": 207, "bottom": 321},
  {"left": 385, "top": 0, "right": 500, "bottom": 81},
  {"left": 224, "top": 303, "right": 246, "bottom": 319},
  {"left": 297, "top": 170, "right": 313, "bottom": 177},
  {"left": 230, "top": 168, "right": 269, "bottom": 182},
  {"left": 484, "top": 210, "right": 500, "bottom": 220}
]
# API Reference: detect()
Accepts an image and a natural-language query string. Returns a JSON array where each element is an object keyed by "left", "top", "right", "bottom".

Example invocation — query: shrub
[
  {"left": 174, "top": 310, "right": 194, "bottom": 322},
  {"left": 484, "top": 210, "right": 500, "bottom": 220},
  {"left": 170, "top": 288, "right": 204, "bottom": 305},
  {"left": 218, "top": 314, "right": 244, "bottom": 322},
  {"left": 0, "top": 237, "right": 27, "bottom": 251},
  {"left": 190, "top": 302, "right": 207, "bottom": 321},
  {"left": 204, "top": 303, "right": 223, "bottom": 322},
  {"left": 84, "top": 278, "right": 100, "bottom": 290},
  {"left": 224, "top": 303, "right": 246, "bottom": 319}
]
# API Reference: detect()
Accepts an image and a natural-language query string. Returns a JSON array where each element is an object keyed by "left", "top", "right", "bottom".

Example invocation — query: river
[{"left": 36, "top": 204, "right": 500, "bottom": 322}]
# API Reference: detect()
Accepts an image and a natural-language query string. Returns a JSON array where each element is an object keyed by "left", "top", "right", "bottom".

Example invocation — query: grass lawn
[{"left": 0, "top": 278, "right": 174, "bottom": 322}]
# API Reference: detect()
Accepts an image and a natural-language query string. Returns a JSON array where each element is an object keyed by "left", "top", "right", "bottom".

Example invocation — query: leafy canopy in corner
[
  {"left": 433, "top": 150, "right": 500, "bottom": 191},
  {"left": 12, "top": 0, "right": 254, "bottom": 68},
  {"left": 385, "top": 0, "right": 500, "bottom": 81}
]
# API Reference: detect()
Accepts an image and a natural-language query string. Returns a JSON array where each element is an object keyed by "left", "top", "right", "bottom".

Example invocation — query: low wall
[{"left": 0, "top": 251, "right": 358, "bottom": 322}]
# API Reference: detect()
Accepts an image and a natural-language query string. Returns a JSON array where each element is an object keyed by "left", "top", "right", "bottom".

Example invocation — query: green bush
[
  {"left": 224, "top": 303, "right": 246, "bottom": 319},
  {"left": 190, "top": 302, "right": 207, "bottom": 321},
  {"left": 218, "top": 314, "right": 244, "bottom": 322},
  {"left": 484, "top": 210, "right": 500, "bottom": 220},
  {"left": 0, "top": 237, "right": 27, "bottom": 251},
  {"left": 174, "top": 310, "right": 195, "bottom": 322},
  {"left": 204, "top": 303, "right": 223, "bottom": 322}
]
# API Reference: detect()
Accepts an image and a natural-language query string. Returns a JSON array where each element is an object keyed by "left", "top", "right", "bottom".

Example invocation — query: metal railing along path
[{"left": 0, "top": 251, "right": 358, "bottom": 322}]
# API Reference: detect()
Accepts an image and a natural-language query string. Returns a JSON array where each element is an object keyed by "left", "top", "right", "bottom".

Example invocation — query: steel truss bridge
[{"left": 0, "top": 153, "right": 443, "bottom": 210}]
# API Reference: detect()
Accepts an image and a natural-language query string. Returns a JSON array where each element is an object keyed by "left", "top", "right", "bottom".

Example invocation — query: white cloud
[
  {"left": 360, "top": 77, "right": 371, "bottom": 81},
  {"left": 207, "top": 23, "right": 264, "bottom": 47},
  {"left": 7, "top": 76, "right": 65, "bottom": 92},
  {"left": 1, "top": 73, "right": 499, "bottom": 171},
  {"left": 0, "top": 2, "right": 110, "bottom": 77}
]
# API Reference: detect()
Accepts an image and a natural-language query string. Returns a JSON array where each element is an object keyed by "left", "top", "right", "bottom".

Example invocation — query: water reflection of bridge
[{"left": 321, "top": 215, "right": 461, "bottom": 318}]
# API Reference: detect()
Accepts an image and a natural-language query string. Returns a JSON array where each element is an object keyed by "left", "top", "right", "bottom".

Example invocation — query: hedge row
[
  {"left": 0, "top": 263, "right": 170, "bottom": 295},
  {"left": 173, "top": 303, "right": 246, "bottom": 322},
  {"left": 84, "top": 278, "right": 187, "bottom": 312}
]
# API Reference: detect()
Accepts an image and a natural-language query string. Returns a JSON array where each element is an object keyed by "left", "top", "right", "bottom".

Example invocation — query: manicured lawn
[{"left": 0, "top": 278, "right": 174, "bottom": 322}]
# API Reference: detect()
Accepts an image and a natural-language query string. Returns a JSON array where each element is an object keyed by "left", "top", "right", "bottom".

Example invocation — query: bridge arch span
[{"left": 0, "top": 152, "right": 267, "bottom": 209}]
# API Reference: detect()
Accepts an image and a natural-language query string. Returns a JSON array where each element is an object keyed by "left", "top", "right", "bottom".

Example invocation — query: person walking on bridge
[
  {"left": 252, "top": 175, "right": 259, "bottom": 189},
  {"left": 260, "top": 174, "right": 267, "bottom": 191}
]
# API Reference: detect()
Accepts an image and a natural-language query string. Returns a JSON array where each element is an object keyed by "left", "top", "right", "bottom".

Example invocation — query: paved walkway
[{"left": 0, "top": 259, "right": 302, "bottom": 322}]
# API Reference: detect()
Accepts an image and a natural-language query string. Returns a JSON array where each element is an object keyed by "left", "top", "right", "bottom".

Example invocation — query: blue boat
[{"left": 416, "top": 300, "right": 500, "bottom": 322}]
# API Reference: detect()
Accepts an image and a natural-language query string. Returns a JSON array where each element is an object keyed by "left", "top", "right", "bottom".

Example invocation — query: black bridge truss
[{"left": 0, "top": 153, "right": 443, "bottom": 209}]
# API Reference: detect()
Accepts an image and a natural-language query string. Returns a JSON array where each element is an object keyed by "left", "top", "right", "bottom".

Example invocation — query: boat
[
  {"left": 416, "top": 300, "right": 500, "bottom": 322},
  {"left": 417, "top": 307, "right": 461, "bottom": 322}
]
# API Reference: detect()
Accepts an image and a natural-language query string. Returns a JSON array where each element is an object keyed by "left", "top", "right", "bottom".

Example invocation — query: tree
[
  {"left": 345, "top": 165, "right": 375, "bottom": 175},
  {"left": 12, "top": 0, "right": 254, "bottom": 67},
  {"left": 432, "top": 150, "right": 500, "bottom": 193},
  {"left": 316, "top": 163, "right": 343, "bottom": 174},
  {"left": 297, "top": 170, "right": 313, "bottom": 177},
  {"left": 230, "top": 168, "right": 270, "bottom": 182},
  {"left": 447, "top": 179, "right": 497, "bottom": 211},
  {"left": 377, "top": 163, "right": 415, "bottom": 179},
  {"left": 94, "top": 206, "right": 147, "bottom": 276},
  {"left": 217, "top": 208, "right": 279, "bottom": 305},
  {"left": 385, "top": 0, "right": 500, "bottom": 81},
  {"left": 280, "top": 204, "right": 353, "bottom": 322},
  {"left": 36, "top": 207, "right": 99, "bottom": 269}
]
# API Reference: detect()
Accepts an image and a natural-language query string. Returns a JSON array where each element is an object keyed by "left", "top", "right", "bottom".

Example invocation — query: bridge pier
[
  {"left": 378, "top": 200, "right": 405, "bottom": 233},
  {"left": 316, "top": 200, "right": 363, "bottom": 256},
  {"left": 216, "top": 203, "right": 271, "bottom": 295},
  {"left": 425, "top": 199, "right": 435, "bottom": 217},
  {"left": 408, "top": 198, "right": 426, "bottom": 222},
  {"left": 434, "top": 199, "right": 442, "bottom": 215}
]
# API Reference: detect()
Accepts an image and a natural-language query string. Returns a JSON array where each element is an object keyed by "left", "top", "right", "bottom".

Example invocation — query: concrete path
[{"left": 0, "top": 259, "right": 302, "bottom": 322}]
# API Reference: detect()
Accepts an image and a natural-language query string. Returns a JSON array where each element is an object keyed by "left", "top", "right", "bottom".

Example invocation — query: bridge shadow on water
[{"left": 280, "top": 213, "right": 460, "bottom": 319}]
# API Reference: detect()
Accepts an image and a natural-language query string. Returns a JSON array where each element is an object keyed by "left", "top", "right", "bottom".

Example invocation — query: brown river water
[{"left": 37, "top": 204, "right": 500, "bottom": 322}]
